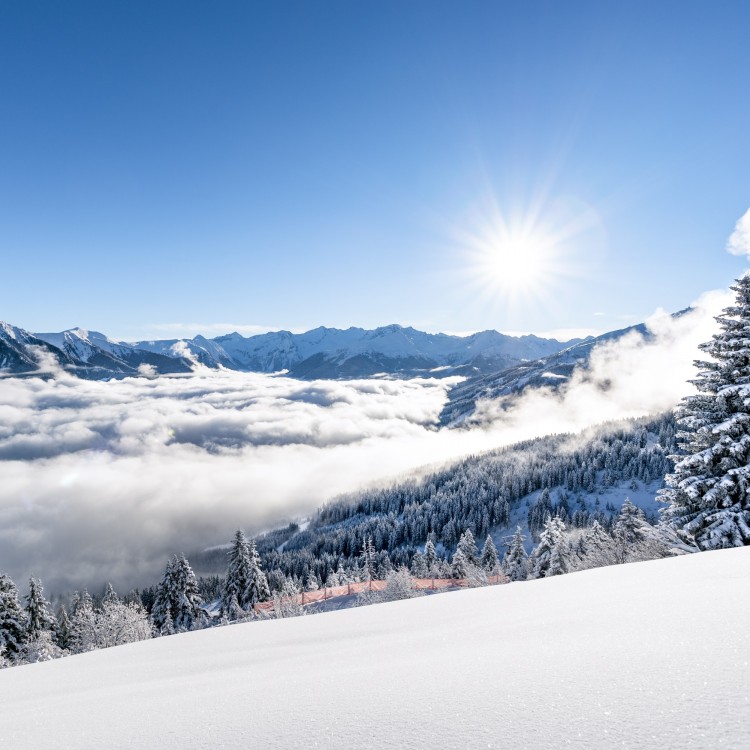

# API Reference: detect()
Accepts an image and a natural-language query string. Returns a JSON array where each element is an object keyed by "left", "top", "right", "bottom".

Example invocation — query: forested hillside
[{"left": 221, "top": 414, "right": 677, "bottom": 585}]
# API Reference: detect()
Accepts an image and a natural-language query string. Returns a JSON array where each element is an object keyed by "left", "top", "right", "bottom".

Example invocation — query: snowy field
[{"left": 2, "top": 548, "right": 749, "bottom": 749}]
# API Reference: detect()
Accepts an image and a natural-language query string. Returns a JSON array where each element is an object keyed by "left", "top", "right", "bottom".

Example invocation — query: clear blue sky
[{"left": 1, "top": 0, "right": 749, "bottom": 341}]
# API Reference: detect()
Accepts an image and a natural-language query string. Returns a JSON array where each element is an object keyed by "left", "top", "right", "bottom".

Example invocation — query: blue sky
[{"left": 1, "top": 0, "right": 749, "bottom": 341}]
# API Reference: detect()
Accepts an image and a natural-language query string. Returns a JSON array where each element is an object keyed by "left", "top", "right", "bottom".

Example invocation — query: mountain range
[{"left": 0, "top": 321, "right": 585, "bottom": 381}]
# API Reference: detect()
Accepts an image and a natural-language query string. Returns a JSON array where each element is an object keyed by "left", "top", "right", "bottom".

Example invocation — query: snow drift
[{"left": 1, "top": 548, "right": 748, "bottom": 749}]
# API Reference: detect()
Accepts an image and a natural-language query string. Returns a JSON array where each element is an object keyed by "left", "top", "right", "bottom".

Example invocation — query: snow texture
[{"left": 1, "top": 547, "right": 748, "bottom": 749}]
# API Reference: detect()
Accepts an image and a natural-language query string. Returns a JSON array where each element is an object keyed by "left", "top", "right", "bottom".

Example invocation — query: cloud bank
[
  {"left": 727, "top": 208, "right": 750, "bottom": 258},
  {"left": 0, "top": 288, "right": 732, "bottom": 593}
]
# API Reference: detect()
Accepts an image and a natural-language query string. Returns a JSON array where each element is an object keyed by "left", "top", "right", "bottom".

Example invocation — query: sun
[
  {"left": 461, "top": 210, "right": 564, "bottom": 308},
  {"left": 481, "top": 223, "right": 557, "bottom": 294},
  {"left": 453, "top": 190, "right": 601, "bottom": 315}
]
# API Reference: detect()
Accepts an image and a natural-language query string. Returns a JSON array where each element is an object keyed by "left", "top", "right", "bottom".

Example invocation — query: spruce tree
[
  {"left": 151, "top": 558, "right": 176, "bottom": 631},
  {"left": 457, "top": 529, "right": 479, "bottom": 565},
  {"left": 410, "top": 551, "right": 428, "bottom": 578},
  {"left": 68, "top": 590, "right": 97, "bottom": 654},
  {"left": 451, "top": 549, "right": 468, "bottom": 578},
  {"left": 661, "top": 275, "right": 750, "bottom": 548},
  {"left": 360, "top": 538, "right": 377, "bottom": 582},
  {"left": 245, "top": 540, "right": 271, "bottom": 607},
  {"left": 0, "top": 573, "right": 26, "bottom": 659},
  {"left": 480, "top": 535, "right": 499, "bottom": 573},
  {"left": 24, "top": 577, "right": 55, "bottom": 639},
  {"left": 530, "top": 517, "right": 567, "bottom": 579},
  {"left": 56, "top": 606, "right": 71, "bottom": 651},
  {"left": 502, "top": 527, "right": 529, "bottom": 582},
  {"left": 424, "top": 539, "right": 438, "bottom": 574},
  {"left": 222, "top": 530, "right": 253, "bottom": 615},
  {"left": 172, "top": 555, "right": 203, "bottom": 630}
]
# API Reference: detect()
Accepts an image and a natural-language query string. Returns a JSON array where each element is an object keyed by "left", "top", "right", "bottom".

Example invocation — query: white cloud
[{"left": 727, "top": 208, "right": 750, "bottom": 258}]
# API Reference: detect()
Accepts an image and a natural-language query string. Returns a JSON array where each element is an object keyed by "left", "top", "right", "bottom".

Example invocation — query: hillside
[{"left": 2, "top": 548, "right": 748, "bottom": 749}]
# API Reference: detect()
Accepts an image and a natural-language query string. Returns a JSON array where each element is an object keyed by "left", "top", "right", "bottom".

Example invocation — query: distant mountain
[
  {"left": 1, "top": 324, "right": 193, "bottom": 379},
  {"left": 437, "top": 314, "right": 693, "bottom": 426},
  {"left": 134, "top": 324, "right": 582, "bottom": 378},
  {"left": 1, "top": 320, "right": 583, "bottom": 380}
]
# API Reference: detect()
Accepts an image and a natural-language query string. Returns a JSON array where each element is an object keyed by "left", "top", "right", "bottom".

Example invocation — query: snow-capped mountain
[
  {"left": 0, "top": 322, "right": 70, "bottom": 373},
  {"left": 2, "top": 324, "right": 193, "bottom": 378},
  {"left": 438, "top": 320, "right": 657, "bottom": 425},
  {"left": 135, "top": 324, "right": 583, "bottom": 378},
  {"left": 1, "top": 320, "right": 583, "bottom": 380}
]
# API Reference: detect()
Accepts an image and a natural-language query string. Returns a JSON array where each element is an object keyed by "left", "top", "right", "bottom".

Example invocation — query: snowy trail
[{"left": 1, "top": 548, "right": 749, "bottom": 749}]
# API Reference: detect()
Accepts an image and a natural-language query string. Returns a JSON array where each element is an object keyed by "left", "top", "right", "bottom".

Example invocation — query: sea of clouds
[{"left": 0, "top": 287, "right": 734, "bottom": 593}]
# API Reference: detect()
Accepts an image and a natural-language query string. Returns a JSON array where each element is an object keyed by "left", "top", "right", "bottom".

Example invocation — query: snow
[{"left": 2, "top": 548, "right": 749, "bottom": 748}]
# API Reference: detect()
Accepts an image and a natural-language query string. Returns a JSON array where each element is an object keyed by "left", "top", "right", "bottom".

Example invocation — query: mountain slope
[
  {"left": 1, "top": 548, "right": 747, "bottom": 749},
  {"left": 1, "top": 323, "right": 193, "bottom": 378}
]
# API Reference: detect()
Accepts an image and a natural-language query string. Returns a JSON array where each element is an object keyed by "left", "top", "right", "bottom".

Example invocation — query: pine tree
[
  {"left": 530, "top": 517, "right": 567, "bottom": 579},
  {"left": 152, "top": 555, "right": 204, "bottom": 630},
  {"left": 457, "top": 529, "right": 479, "bottom": 565},
  {"left": 360, "top": 537, "right": 377, "bottom": 582},
  {"left": 424, "top": 539, "right": 438, "bottom": 574},
  {"left": 451, "top": 549, "right": 469, "bottom": 579},
  {"left": 245, "top": 540, "right": 271, "bottom": 607},
  {"left": 24, "top": 577, "right": 55, "bottom": 639},
  {"left": 502, "top": 527, "right": 529, "bottom": 582},
  {"left": 222, "top": 530, "right": 253, "bottom": 615},
  {"left": 661, "top": 275, "right": 750, "bottom": 549},
  {"left": 0, "top": 573, "right": 26, "bottom": 659},
  {"left": 68, "top": 590, "right": 97, "bottom": 654},
  {"left": 480, "top": 535, "right": 499, "bottom": 573},
  {"left": 102, "top": 582, "right": 119, "bottom": 605},
  {"left": 56, "top": 606, "right": 71, "bottom": 651},
  {"left": 171, "top": 555, "right": 203, "bottom": 630},
  {"left": 410, "top": 551, "right": 428, "bottom": 578},
  {"left": 151, "top": 558, "right": 176, "bottom": 631}
]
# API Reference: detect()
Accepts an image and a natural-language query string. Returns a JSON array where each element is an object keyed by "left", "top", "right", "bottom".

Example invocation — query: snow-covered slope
[{"left": 2, "top": 548, "right": 748, "bottom": 749}]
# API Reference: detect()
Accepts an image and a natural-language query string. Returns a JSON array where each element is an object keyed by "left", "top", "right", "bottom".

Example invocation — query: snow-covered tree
[
  {"left": 451, "top": 548, "right": 469, "bottom": 579},
  {"left": 572, "top": 520, "right": 616, "bottom": 570},
  {"left": 68, "top": 590, "right": 97, "bottom": 654},
  {"left": 0, "top": 573, "right": 26, "bottom": 660},
  {"left": 152, "top": 555, "right": 204, "bottom": 631},
  {"left": 24, "top": 577, "right": 55, "bottom": 640},
  {"left": 272, "top": 579, "right": 304, "bottom": 619},
  {"left": 410, "top": 551, "right": 428, "bottom": 578},
  {"left": 529, "top": 517, "right": 568, "bottom": 578},
  {"left": 378, "top": 567, "right": 423, "bottom": 602},
  {"left": 360, "top": 537, "right": 377, "bottom": 582},
  {"left": 222, "top": 530, "right": 253, "bottom": 616},
  {"left": 246, "top": 540, "right": 271, "bottom": 607},
  {"left": 502, "top": 527, "right": 529, "bottom": 582},
  {"left": 480, "top": 535, "right": 499, "bottom": 573},
  {"left": 172, "top": 555, "right": 203, "bottom": 631},
  {"left": 305, "top": 572, "right": 320, "bottom": 592},
  {"left": 56, "top": 606, "right": 71, "bottom": 651},
  {"left": 424, "top": 539, "right": 438, "bottom": 575},
  {"left": 661, "top": 275, "right": 750, "bottom": 549},
  {"left": 19, "top": 631, "right": 62, "bottom": 664},
  {"left": 457, "top": 529, "right": 479, "bottom": 565},
  {"left": 96, "top": 598, "right": 152, "bottom": 647}
]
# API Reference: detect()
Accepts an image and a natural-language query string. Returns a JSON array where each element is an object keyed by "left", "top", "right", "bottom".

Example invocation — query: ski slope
[{"left": 2, "top": 548, "right": 749, "bottom": 749}]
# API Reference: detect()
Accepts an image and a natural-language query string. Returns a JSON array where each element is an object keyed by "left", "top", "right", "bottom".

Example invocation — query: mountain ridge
[{"left": 2, "top": 321, "right": 585, "bottom": 380}]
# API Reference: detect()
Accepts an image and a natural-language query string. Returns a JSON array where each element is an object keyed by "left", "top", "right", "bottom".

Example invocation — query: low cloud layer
[{"left": 0, "top": 288, "right": 733, "bottom": 593}]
